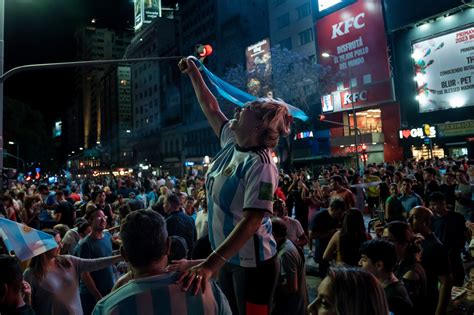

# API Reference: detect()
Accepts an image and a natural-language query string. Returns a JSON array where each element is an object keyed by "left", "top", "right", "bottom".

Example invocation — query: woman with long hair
[
  {"left": 323, "top": 208, "right": 371, "bottom": 266},
  {"left": 21, "top": 194, "right": 42, "bottom": 229},
  {"left": 383, "top": 221, "right": 427, "bottom": 314},
  {"left": 308, "top": 266, "right": 389, "bottom": 315},
  {"left": 23, "top": 229, "right": 121, "bottom": 315}
]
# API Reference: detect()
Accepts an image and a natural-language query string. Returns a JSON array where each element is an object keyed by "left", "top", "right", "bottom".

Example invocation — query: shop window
[{"left": 348, "top": 109, "right": 382, "bottom": 134}]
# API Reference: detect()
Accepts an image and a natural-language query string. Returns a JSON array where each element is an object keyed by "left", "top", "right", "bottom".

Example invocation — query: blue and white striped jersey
[
  {"left": 205, "top": 121, "right": 278, "bottom": 268},
  {"left": 92, "top": 272, "right": 231, "bottom": 315}
]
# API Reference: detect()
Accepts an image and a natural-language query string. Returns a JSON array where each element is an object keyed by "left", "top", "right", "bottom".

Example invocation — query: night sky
[{"left": 4, "top": 0, "right": 133, "bottom": 125}]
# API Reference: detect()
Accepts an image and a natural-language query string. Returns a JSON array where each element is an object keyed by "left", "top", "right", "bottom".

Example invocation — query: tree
[{"left": 223, "top": 46, "right": 335, "bottom": 169}]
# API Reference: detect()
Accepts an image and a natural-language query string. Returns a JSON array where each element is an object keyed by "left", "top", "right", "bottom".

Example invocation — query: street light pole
[
  {"left": 322, "top": 52, "right": 361, "bottom": 173},
  {"left": 0, "top": 0, "right": 5, "bottom": 188}
]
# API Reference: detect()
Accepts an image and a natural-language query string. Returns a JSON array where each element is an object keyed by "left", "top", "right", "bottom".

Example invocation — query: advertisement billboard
[
  {"left": 246, "top": 38, "right": 272, "bottom": 97},
  {"left": 134, "top": 0, "right": 144, "bottom": 31},
  {"left": 144, "top": 0, "right": 161, "bottom": 24},
  {"left": 317, "top": 0, "right": 393, "bottom": 113},
  {"left": 412, "top": 25, "right": 474, "bottom": 113}
]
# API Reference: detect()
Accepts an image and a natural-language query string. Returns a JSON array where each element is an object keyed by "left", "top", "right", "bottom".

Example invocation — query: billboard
[
  {"left": 317, "top": 0, "right": 393, "bottom": 113},
  {"left": 52, "top": 121, "right": 62, "bottom": 138},
  {"left": 246, "top": 38, "right": 272, "bottom": 97},
  {"left": 412, "top": 25, "right": 474, "bottom": 113},
  {"left": 134, "top": 0, "right": 143, "bottom": 31},
  {"left": 144, "top": 0, "right": 161, "bottom": 24}
]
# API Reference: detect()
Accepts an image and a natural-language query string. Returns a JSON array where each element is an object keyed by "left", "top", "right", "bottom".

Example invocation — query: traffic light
[
  {"left": 361, "top": 144, "right": 368, "bottom": 162},
  {"left": 195, "top": 44, "right": 213, "bottom": 63}
]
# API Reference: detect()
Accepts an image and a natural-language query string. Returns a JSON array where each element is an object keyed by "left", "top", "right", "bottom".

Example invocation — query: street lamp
[
  {"left": 322, "top": 52, "right": 361, "bottom": 172},
  {"left": 7, "top": 141, "right": 19, "bottom": 171}
]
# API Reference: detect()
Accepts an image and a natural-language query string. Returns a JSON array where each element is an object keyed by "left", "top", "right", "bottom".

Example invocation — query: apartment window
[
  {"left": 279, "top": 37, "right": 292, "bottom": 50},
  {"left": 298, "top": 28, "right": 313, "bottom": 46},
  {"left": 277, "top": 13, "right": 290, "bottom": 29},
  {"left": 297, "top": 3, "right": 310, "bottom": 20}
]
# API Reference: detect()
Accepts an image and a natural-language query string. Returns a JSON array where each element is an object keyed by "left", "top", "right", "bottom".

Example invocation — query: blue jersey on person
[
  {"left": 205, "top": 121, "right": 278, "bottom": 268},
  {"left": 399, "top": 193, "right": 423, "bottom": 213},
  {"left": 92, "top": 272, "right": 231, "bottom": 315}
]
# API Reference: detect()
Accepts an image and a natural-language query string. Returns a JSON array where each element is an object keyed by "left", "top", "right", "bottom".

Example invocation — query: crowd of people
[{"left": 1, "top": 56, "right": 474, "bottom": 315}]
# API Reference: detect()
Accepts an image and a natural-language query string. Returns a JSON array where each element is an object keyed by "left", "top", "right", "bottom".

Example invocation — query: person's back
[
  {"left": 93, "top": 209, "right": 231, "bottom": 315},
  {"left": 93, "top": 272, "right": 230, "bottom": 315}
]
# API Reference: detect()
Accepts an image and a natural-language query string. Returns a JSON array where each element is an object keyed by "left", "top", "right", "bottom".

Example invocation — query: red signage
[{"left": 317, "top": 0, "right": 393, "bottom": 112}]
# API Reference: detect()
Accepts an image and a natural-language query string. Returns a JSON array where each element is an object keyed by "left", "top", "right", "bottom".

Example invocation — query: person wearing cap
[
  {"left": 179, "top": 57, "right": 292, "bottom": 315},
  {"left": 62, "top": 218, "right": 92, "bottom": 255}
]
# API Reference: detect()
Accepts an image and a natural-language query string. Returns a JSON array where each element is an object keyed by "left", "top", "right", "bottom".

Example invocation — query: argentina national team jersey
[
  {"left": 205, "top": 121, "right": 278, "bottom": 268},
  {"left": 92, "top": 272, "right": 231, "bottom": 315}
]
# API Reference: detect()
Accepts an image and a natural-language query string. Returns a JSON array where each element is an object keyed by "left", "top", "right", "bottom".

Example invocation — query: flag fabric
[
  {"left": 189, "top": 56, "right": 309, "bottom": 121},
  {"left": 0, "top": 218, "right": 58, "bottom": 261}
]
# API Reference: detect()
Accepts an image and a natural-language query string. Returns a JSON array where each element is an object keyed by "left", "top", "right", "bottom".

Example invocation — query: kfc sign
[
  {"left": 317, "top": 0, "right": 393, "bottom": 113},
  {"left": 399, "top": 124, "right": 437, "bottom": 139},
  {"left": 332, "top": 12, "right": 365, "bottom": 39}
]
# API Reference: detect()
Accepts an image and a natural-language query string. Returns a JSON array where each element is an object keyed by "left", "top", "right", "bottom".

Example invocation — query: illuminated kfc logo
[{"left": 331, "top": 12, "right": 365, "bottom": 39}]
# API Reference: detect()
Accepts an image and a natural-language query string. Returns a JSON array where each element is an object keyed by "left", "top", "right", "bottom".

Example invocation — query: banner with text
[
  {"left": 317, "top": 0, "right": 393, "bottom": 113},
  {"left": 413, "top": 25, "right": 474, "bottom": 113}
]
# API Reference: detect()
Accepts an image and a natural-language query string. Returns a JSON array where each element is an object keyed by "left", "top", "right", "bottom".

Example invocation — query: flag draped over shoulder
[
  {"left": 189, "top": 56, "right": 309, "bottom": 121},
  {"left": 0, "top": 218, "right": 58, "bottom": 261}
]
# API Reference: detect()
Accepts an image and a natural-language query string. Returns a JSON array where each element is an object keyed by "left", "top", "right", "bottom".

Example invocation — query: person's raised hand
[{"left": 167, "top": 259, "right": 194, "bottom": 273}]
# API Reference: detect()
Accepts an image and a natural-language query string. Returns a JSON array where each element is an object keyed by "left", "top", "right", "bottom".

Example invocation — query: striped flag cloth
[
  {"left": 0, "top": 218, "right": 58, "bottom": 261},
  {"left": 189, "top": 56, "right": 309, "bottom": 121}
]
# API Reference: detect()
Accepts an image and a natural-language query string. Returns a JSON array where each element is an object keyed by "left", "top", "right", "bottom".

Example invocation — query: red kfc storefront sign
[{"left": 317, "top": 0, "right": 394, "bottom": 113}]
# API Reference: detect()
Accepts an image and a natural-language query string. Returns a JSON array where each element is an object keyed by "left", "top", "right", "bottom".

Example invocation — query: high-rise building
[
  {"left": 72, "top": 26, "right": 133, "bottom": 152},
  {"left": 268, "top": 0, "right": 316, "bottom": 59}
]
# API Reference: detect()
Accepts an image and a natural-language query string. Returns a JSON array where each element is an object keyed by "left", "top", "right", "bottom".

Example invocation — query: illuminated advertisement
[
  {"left": 399, "top": 124, "right": 437, "bottom": 140},
  {"left": 53, "top": 121, "right": 62, "bottom": 138},
  {"left": 412, "top": 25, "right": 474, "bottom": 113},
  {"left": 144, "top": 0, "right": 161, "bottom": 24},
  {"left": 317, "top": 0, "right": 393, "bottom": 113},
  {"left": 134, "top": 0, "right": 144, "bottom": 31},
  {"left": 246, "top": 38, "right": 272, "bottom": 96}
]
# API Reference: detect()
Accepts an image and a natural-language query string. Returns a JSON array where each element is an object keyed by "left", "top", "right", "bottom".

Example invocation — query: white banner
[{"left": 413, "top": 26, "right": 474, "bottom": 113}]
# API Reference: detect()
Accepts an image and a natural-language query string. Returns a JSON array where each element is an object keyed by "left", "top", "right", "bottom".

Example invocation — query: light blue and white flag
[
  {"left": 0, "top": 218, "right": 58, "bottom": 261},
  {"left": 189, "top": 56, "right": 309, "bottom": 121}
]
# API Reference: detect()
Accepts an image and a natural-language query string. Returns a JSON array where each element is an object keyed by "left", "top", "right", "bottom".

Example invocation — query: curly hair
[{"left": 250, "top": 98, "right": 293, "bottom": 148}]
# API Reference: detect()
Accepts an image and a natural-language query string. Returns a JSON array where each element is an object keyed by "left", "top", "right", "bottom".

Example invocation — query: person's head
[
  {"left": 383, "top": 221, "right": 419, "bottom": 261},
  {"left": 85, "top": 208, "right": 107, "bottom": 232},
  {"left": 341, "top": 209, "right": 365, "bottom": 237},
  {"left": 329, "top": 175, "right": 343, "bottom": 191},
  {"left": 359, "top": 239, "right": 397, "bottom": 279},
  {"left": 0, "top": 195, "right": 13, "bottom": 207},
  {"left": 0, "top": 255, "right": 23, "bottom": 311},
  {"left": 184, "top": 196, "right": 195, "bottom": 213},
  {"left": 308, "top": 266, "right": 389, "bottom": 315},
  {"left": 456, "top": 169, "right": 468, "bottom": 183},
  {"left": 230, "top": 98, "right": 292, "bottom": 148},
  {"left": 423, "top": 167, "right": 436, "bottom": 181},
  {"left": 400, "top": 178, "right": 412, "bottom": 195},
  {"left": 408, "top": 206, "right": 433, "bottom": 235},
  {"left": 163, "top": 194, "right": 180, "bottom": 214},
  {"left": 273, "top": 198, "right": 287, "bottom": 217},
  {"left": 120, "top": 209, "right": 169, "bottom": 269},
  {"left": 28, "top": 229, "right": 69, "bottom": 280},
  {"left": 389, "top": 183, "right": 398, "bottom": 196},
  {"left": 271, "top": 217, "right": 288, "bottom": 246},
  {"left": 118, "top": 204, "right": 131, "bottom": 219},
  {"left": 445, "top": 172, "right": 456, "bottom": 185},
  {"left": 91, "top": 190, "right": 106, "bottom": 204},
  {"left": 37, "top": 184, "right": 49, "bottom": 195},
  {"left": 328, "top": 198, "right": 346, "bottom": 221},
  {"left": 178, "top": 192, "right": 187, "bottom": 206},
  {"left": 428, "top": 192, "right": 447, "bottom": 216},
  {"left": 55, "top": 190, "right": 65, "bottom": 202},
  {"left": 77, "top": 221, "right": 92, "bottom": 238},
  {"left": 321, "top": 185, "right": 331, "bottom": 196}
]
